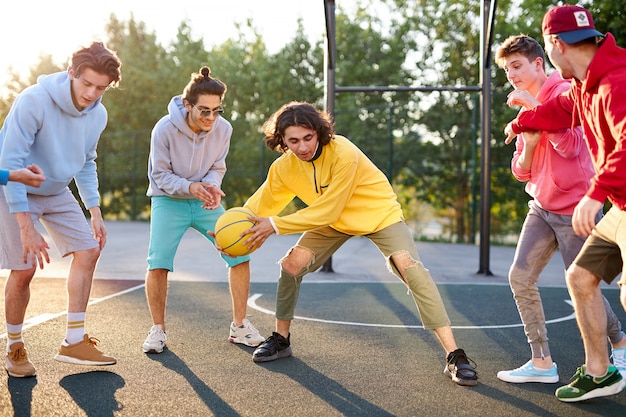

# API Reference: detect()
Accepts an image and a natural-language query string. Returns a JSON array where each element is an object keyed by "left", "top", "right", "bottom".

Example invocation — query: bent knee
[
  {"left": 566, "top": 264, "right": 600, "bottom": 293},
  {"left": 280, "top": 246, "right": 315, "bottom": 276},
  {"left": 389, "top": 250, "right": 418, "bottom": 278}
]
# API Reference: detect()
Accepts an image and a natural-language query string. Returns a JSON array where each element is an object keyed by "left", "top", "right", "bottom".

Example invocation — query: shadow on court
[{"left": 0, "top": 278, "right": 624, "bottom": 416}]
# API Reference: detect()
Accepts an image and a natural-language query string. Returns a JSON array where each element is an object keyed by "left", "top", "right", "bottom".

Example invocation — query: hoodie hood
[
  {"left": 38, "top": 71, "right": 103, "bottom": 116},
  {"left": 584, "top": 34, "right": 626, "bottom": 93},
  {"left": 536, "top": 71, "right": 569, "bottom": 103},
  {"left": 166, "top": 96, "right": 213, "bottom": 141}
]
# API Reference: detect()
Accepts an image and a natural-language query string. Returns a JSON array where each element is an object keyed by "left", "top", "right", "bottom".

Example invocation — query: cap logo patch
[{"left": 574, "top": 11, "right": 590, "bottom": 28}]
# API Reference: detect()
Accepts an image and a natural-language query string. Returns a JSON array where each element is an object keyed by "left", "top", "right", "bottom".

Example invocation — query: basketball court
[{"left": 0, "top": 221, "right": 624, "bottom": 417}]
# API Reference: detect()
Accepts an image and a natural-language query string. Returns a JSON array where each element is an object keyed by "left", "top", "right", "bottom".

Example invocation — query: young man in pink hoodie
[
  {"left": 505, "top": 5, "right": 626, "bottom": 401},
  {"left": 495, "top": 34, "right": 626, "bottom": 387}
]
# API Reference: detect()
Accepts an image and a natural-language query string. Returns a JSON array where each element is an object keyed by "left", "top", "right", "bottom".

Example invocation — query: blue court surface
[{"left": 0, "top": 221, "right": 625, "bottom": 416}]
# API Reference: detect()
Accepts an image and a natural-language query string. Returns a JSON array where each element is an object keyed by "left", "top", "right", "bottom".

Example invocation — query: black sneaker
[
  {"left": 444, "top": 348, "right": 478, "bottom": 386},
  {"left": 252, "top": 332, "right": 293, "bottom": 363}
]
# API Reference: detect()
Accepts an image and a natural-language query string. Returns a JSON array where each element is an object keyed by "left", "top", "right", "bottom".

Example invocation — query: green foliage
[
  {"left": 0, "top": 55, "right": 64, "bottom": 122},
  {"left": 582, "top": 0, "right": 626, "bottom": 44}
]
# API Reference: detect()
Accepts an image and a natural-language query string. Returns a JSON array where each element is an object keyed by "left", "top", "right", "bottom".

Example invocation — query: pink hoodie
[{"left": 510, "top": 71, "right": 594, "bottom": 215}]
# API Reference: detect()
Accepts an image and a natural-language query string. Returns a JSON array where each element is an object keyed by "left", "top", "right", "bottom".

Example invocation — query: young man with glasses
[
  {"left": 236, "top": 101, "right": 478, "bottom": 387},
  {"left": 505, "top": 4, "right": 626, "bottom": 401},
  {"left": 0, "top": 42, "right": 122, "bottom": 377},
  {"left": 142, "top": 66, "right": 264, "bottom": 354}
]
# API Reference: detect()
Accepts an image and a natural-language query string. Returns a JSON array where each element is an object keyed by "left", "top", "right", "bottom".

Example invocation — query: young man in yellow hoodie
[{"left": 240, "top": 101, "right": 478, "bottom": 386}]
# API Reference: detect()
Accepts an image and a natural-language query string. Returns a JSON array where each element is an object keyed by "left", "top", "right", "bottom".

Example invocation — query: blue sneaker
[{"left": 497, "top": 360, "right": 559, "bottom": 383}]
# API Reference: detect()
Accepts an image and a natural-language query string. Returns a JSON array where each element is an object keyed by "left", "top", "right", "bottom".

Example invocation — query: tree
[
  {"left": 0, "top": 55, "right": 64, "bottom": 122},
  {"left": 582, "top": 0, "right": 625, "bottom": 44},
  {"left": 96, "top": 14, "right": 171, "bottom": 219}
]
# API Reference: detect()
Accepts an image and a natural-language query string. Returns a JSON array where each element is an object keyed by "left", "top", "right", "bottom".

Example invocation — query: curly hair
[{"left": 262, "top": 102, "right": 335, "bottom": 152}]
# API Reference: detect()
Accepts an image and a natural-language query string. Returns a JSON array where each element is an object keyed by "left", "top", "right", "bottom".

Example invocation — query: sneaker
[
  {"left": 5, "top": 342, "right": 36, "bottom": 378},
  {"left": 252, "top": 332, "right": 293, "bottom": 363},
  {"left": 54, "top": 335, "right": 116, "bottom": 365},
  {"left": 611, "top": 347, "right": 626, "bottom": 376},
  {"left": 497, "top": 360, "right": 559, "bottom": 383},
  {"left": 555, "top": 365, "right": 626, "bottom": 402},
  {"left": 229, "top": 319, "right": 264, "bottom": 347},
  {"left": 143, "top": 325, "right": 167, "bottom": 353},
  {"left": 444, "top": 348, "right": 478, "bottom": 386}
]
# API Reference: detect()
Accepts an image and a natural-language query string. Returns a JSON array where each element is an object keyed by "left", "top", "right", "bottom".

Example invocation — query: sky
[{"left": 0, "top": 0, "right": 328, "bottom": 80}]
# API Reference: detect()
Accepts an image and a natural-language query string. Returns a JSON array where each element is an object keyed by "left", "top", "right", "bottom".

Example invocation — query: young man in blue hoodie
[
  {"left": 0, "top": 42, "right": 122, "bottom": 378},
  {"left": 142, "top": 66, "right": 264, "bottom": 354}
]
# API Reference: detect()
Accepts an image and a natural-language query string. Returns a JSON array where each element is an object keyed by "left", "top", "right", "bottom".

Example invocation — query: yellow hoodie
[{"left": 245, "top": 135, "right": 403, "bottom": 235}]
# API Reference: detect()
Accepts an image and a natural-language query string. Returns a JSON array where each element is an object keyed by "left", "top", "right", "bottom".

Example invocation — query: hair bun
[{"left": 200, "top": 66, "right": 211, "bottom": 78}]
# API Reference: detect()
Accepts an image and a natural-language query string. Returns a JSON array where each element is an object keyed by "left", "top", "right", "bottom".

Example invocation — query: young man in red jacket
[
  {"left": 495, "top": 34, "right": 626, "bottom": 386},
  {"left": 504, "top": 4, "right": 626, "bottom": 402}
]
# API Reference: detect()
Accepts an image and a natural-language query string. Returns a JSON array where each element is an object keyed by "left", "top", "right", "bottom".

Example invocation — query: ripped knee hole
[{"left": 280, "top": 246, "right": 316, "bottom": 275}]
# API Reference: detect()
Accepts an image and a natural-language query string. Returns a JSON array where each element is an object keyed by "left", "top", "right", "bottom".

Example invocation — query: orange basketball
[{"left": 214, "top": 207, "right": 258, "bottom": 257}]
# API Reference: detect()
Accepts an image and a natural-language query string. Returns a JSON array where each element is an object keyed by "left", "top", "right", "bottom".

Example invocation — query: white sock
[
  {"left": 65, "top": 312, "right": 86, "bottom": 345},
  {"left": 6, "top": 323, "right": 24, "bottom": 352}
]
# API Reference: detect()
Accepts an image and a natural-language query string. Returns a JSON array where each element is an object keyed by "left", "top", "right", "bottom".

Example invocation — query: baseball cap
[{"left": 542, "top": 4, "right": 604, "bottom": 44}]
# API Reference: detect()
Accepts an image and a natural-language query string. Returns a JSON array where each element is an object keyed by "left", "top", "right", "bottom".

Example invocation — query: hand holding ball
[{"left": 214, "top": 207, "right": 258, "bottom": 256}]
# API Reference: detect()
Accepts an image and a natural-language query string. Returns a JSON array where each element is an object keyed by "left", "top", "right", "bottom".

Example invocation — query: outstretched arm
[{"left": 8, "top": 164, "right": 46, "bottom": 187}]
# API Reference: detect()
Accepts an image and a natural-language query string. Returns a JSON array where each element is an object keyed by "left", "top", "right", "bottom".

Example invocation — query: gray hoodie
[{"left": 147, "top": 96, "right": 232, "bottom": 199}]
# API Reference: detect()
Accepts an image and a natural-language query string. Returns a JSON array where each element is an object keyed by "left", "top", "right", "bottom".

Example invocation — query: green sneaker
[{"left": 555, "top": 365, "right": 625, "bottom": 402}]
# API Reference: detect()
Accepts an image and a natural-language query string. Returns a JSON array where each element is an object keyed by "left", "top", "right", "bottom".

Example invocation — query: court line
[
  {"left": 0, "top": 286, "right": 577, "bottom": 340},
  {"left": 0, "top": 284, "right": 145, "bottom": 340},
  {"left": 248, "top": 294, "right": 577, "bottom": 330}
]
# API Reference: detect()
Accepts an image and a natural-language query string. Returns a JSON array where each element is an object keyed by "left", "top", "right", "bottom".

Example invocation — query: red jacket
[
  {"left": 511, "top": 72, "right": 592, "bottom": 215},
  {"left": 511, "top": 34, "right": 626, "bottom": 210}
]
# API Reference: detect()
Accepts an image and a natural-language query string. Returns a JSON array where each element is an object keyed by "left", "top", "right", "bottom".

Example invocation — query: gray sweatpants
[{"left": 509, "top": 201, "right": 623, "bottom": 359}]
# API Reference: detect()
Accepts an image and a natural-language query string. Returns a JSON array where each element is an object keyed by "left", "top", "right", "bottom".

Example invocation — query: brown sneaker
[
  {"left": 5, "top": 342, "right": 37, "bottom": 377},
  {"left": 54, "top": 334, "right": 116, "bottom": 366}
]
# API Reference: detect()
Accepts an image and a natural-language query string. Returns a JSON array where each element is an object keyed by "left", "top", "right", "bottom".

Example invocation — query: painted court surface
[{"left": 0, "top": 221, "right": 625, "bottom": 416}]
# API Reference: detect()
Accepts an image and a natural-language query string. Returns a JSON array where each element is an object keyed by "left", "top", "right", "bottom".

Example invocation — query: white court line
[
  {"left": 248, "top": 294, "right": 577, "bottom": 330},
  {"left": 0, "top": 284, "right": 145, "bottom": 340},
  {"left": 0, "top": 287, "right": 577, "bottom": 340}
]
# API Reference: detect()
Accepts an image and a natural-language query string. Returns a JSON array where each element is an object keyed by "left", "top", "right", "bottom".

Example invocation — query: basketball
[{"left": 214, "top": 207, "right": 258, "bottom": 256}]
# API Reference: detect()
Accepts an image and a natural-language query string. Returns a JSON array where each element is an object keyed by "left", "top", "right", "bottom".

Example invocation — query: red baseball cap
[{"left": 542, "top": 4, "right": 604, "bottom": 44}]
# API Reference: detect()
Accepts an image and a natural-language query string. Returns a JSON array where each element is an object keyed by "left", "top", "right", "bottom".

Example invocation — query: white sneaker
[
  {"left": 612, "top": 347, "right": 626, "bottom": 376},
  {"left": 142, "top": 325, "right": 167, "bottom": 353},
  {"left": 497, "top": 360, "right": 559, "bottom": 383},
  {"left": 228, "top": 319, "right": 264, "bottom": 347}
]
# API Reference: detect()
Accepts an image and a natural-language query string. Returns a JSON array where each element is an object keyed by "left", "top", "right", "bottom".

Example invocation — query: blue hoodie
[
  {"left": 0, "top": 71, "right": 106, "bottom": 213},
  {"left": 147, "top": 96, "right": 232, "bottom": 199}
]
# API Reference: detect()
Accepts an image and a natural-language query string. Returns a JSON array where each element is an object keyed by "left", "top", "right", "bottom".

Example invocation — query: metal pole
[
  {"left": 321, "top": 0, "right": 336, "bottom": 272},
  {"left": 477, "top": 0, "right": 496, "bottom": 275},
  {"left": 322, "top": 0, "right": 497, "bottom": 275}
]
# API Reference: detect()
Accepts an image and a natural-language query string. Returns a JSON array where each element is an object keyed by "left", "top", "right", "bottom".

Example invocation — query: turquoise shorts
[{"left": 147, "top": 196, "right": 250, "bottom": 271}]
